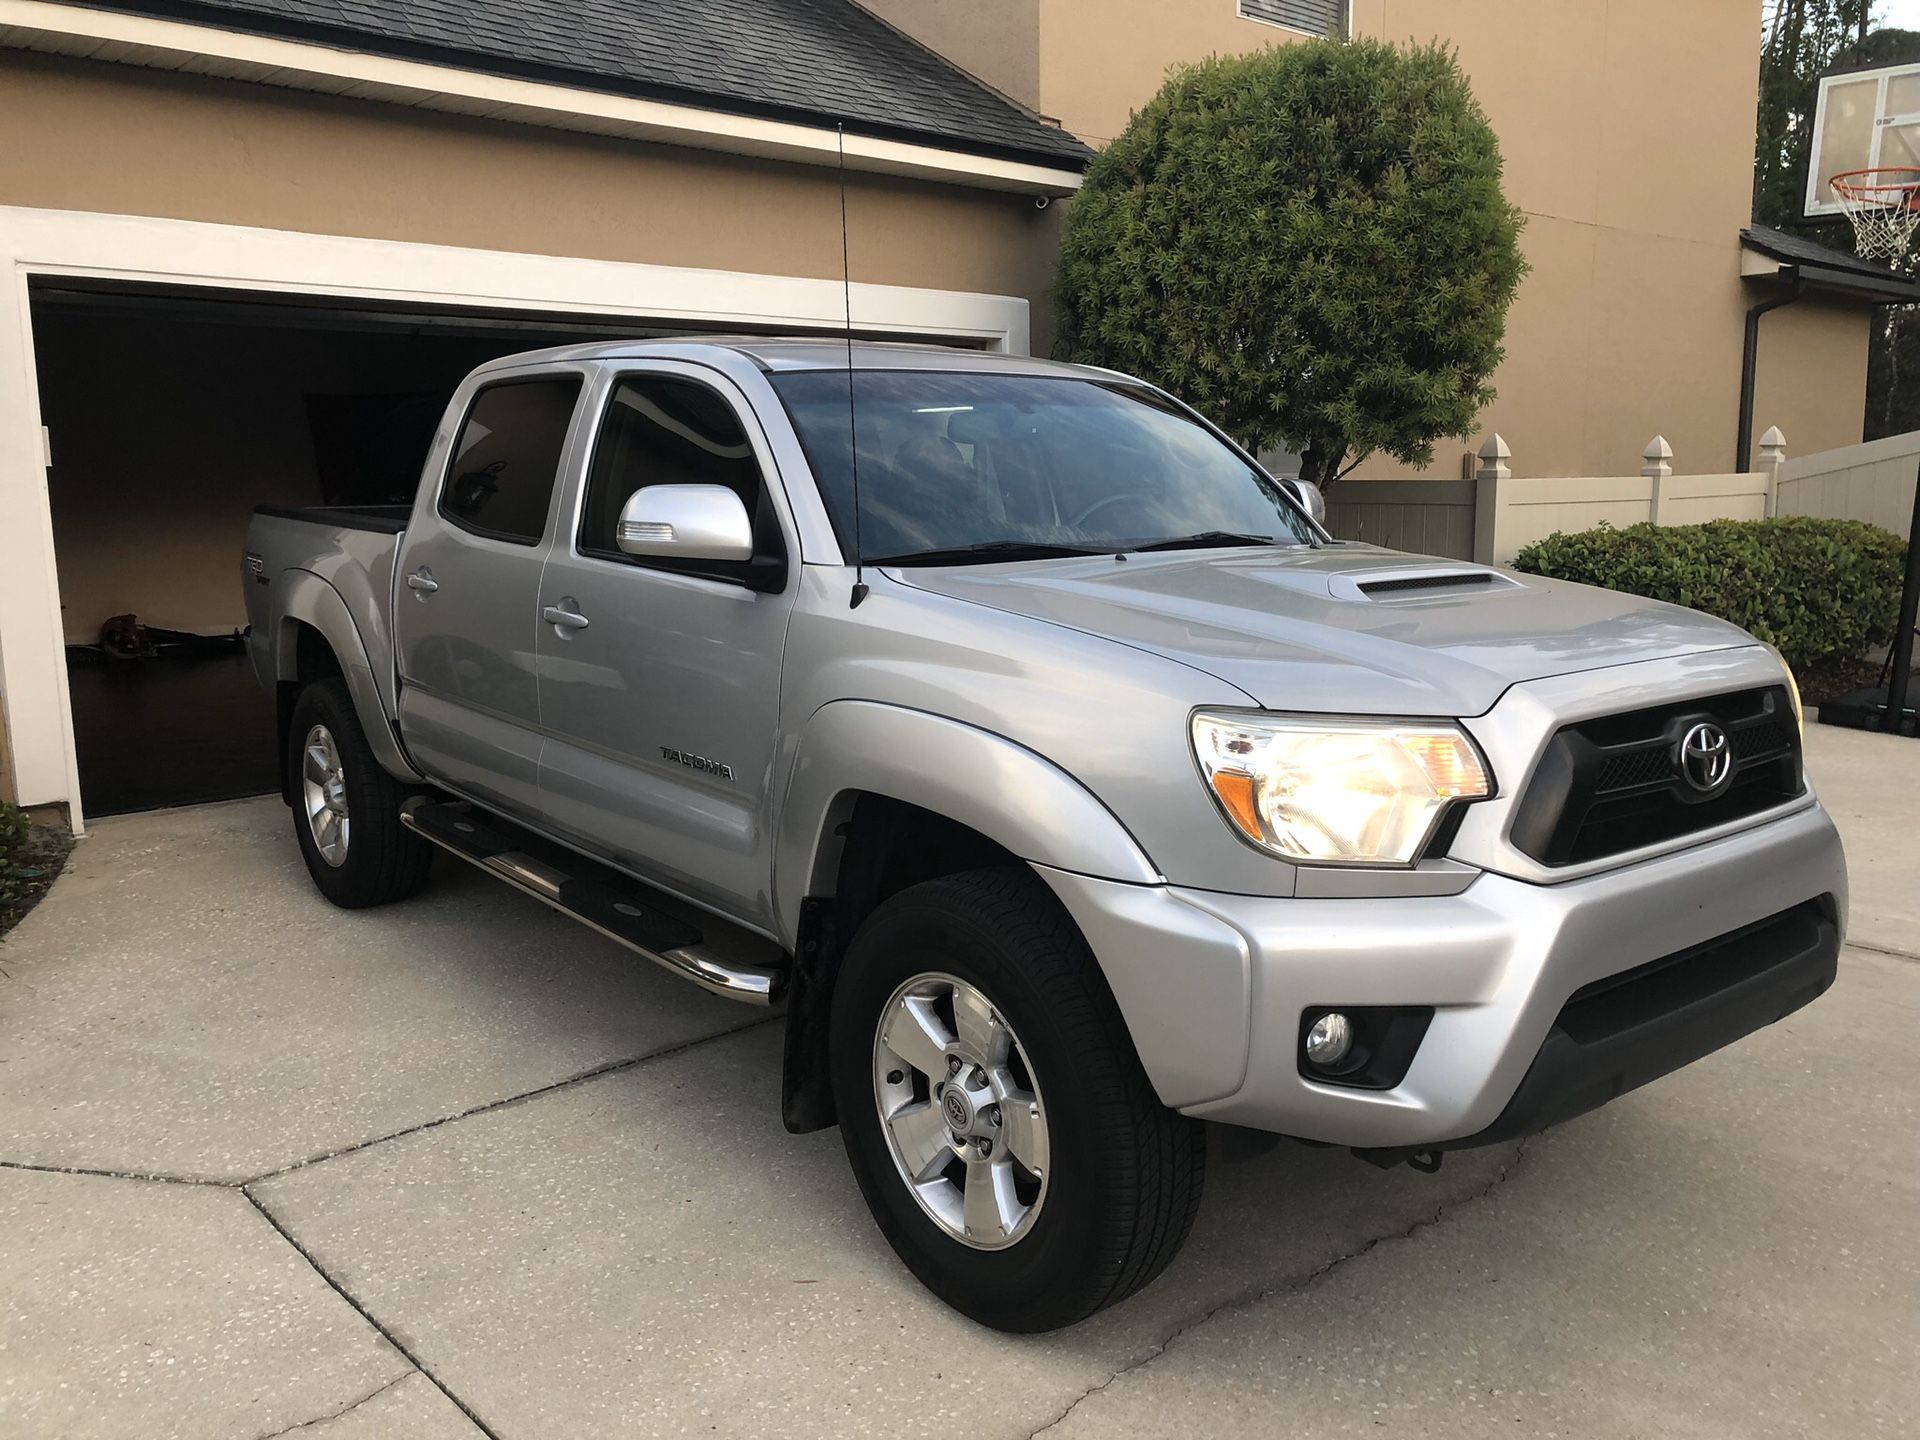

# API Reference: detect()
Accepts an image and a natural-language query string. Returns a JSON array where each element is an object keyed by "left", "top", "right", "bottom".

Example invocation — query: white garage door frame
[{"left": 0, "top": 204, "right": 1031, "bottom": 827}]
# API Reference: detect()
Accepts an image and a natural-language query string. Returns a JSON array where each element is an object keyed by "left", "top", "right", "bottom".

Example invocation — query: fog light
[{"left": 1304, "top": 1012, "right": 1354, "bottom": 1067}]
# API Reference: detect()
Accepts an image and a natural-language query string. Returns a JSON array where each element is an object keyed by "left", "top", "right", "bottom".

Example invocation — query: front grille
[{"left": 1511, "top": 686, "right": 1804, "bottom": 866}]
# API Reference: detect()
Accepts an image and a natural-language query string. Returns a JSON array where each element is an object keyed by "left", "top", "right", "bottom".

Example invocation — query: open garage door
[{"left": 31, "top": 282, "right": 700, "bottom": 815}]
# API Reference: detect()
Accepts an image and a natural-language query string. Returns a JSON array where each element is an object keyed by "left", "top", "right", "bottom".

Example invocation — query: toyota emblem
[{"left": 1679, "top": 721, "right": 1733, "bottom": 793}]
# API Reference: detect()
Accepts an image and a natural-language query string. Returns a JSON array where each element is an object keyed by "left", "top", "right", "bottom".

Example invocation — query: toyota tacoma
[{"left": 243, "top": 339, "right": 1845, "bottom": 1331}]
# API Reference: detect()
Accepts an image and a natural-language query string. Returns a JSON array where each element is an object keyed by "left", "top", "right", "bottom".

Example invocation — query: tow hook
[{"left": 1352, "top": 1146, "right": 1445, "bottom": 1173}]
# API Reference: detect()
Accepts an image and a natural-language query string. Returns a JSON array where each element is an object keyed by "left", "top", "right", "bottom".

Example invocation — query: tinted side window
[
  {"left": 440, "top": 376, "right": 582, "bottom": 544},
  {"left": 580, "top": 375, "right": 781, "bottom": 582}
]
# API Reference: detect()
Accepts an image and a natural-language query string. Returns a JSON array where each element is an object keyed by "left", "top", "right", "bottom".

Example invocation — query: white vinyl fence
[
  {"left": 1777, "top": 430, "right": 1920, "bottom": 539},
  {"left": 1321, "top": 426, "right": 1894, "bottom": 565}
]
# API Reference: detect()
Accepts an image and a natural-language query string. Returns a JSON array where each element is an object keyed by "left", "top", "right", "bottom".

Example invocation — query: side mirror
[
  {"left": 616, "top": 484, "right": 754, "bottom": 563},
  {"left": 1284, "top": 477, "right": 1327, "bottom": 527}
]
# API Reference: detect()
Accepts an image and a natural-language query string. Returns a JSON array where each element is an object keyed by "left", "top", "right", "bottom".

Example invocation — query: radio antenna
[{"left": 837, "top": 123, "right": 869, "bottom": 609}]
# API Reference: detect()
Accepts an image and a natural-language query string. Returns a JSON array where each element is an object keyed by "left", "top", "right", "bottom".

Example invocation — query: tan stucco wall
[
  {"left": 1036, "top": 0, "right": 1310, "bottom": 147},
  {"left": 1013, "top": 0, "right": 1870, "bottom": 477},
  {"left": 0, "top": 52, "right": 1059, "bottom": 321},
  {"left": 1753, "top": 299, "right": 1872, "bottom": 463},
  {"left": 855, "top": 0, "right": 1043, "bottom": 113}
]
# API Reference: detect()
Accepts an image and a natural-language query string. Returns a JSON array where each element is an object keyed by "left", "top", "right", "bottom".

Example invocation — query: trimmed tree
[{"left": 1056, "top": 39, "right": 1527, "bottom": 488}]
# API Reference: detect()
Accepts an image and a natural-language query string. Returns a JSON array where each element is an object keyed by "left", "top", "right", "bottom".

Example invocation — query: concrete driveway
[{"left": 2, "top": 726, "right": 1915, "bottom": 1439}]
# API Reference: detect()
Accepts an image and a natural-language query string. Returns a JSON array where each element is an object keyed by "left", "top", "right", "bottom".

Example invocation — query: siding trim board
[{"left": 0, "top": 0, "right": 1086, "bottom": 195}]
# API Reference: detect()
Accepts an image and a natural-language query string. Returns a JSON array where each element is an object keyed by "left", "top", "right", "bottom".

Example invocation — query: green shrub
[
  {"left": 1055, "top": 38, "right": 1527, "bottom": 488},
  {"left": 1512, "top": 517, "right": 1907, "bottom": 669}
]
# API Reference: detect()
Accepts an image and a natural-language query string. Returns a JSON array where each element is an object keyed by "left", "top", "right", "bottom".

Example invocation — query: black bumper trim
[{"left": 1356, "top": 898, "right": 1840, "bottom": 1165}]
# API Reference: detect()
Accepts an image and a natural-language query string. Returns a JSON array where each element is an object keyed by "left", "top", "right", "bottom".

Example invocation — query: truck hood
[{"left": 891, "top": 544, "right": 1759, "bottom": 717}]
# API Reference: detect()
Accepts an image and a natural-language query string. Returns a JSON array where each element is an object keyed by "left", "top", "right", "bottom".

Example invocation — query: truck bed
[
  {"left": 243, "top": 503, "right": 408, "bottom": 707},
  {"left": 251, "top": 502, "right": 411, "bottom": 534}
]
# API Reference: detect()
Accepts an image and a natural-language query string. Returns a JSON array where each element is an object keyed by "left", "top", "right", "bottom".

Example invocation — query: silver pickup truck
[{"left": 244, "top": 338, "right": 1845, "bottom": 1331}]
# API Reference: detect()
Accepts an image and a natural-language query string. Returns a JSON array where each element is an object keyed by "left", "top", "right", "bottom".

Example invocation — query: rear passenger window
[
  {"left": 579, "top": 374, "right": 781, "bottom": 583},
  {"left": 440, "top": 376, "right": 582, "bottom": 544}
]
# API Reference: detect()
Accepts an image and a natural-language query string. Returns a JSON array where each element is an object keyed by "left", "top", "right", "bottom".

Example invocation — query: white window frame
[{"left": 0, "top": 205, "right": 1029, "bottom": 824}]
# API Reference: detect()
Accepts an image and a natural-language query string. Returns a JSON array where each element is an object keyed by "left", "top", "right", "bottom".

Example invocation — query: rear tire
[
  {"left": 287, "top": 678, "right": 432, "bottom": 909},
  {"left": 830, "top": 866, "right": 1204, "bottom": 1332}
]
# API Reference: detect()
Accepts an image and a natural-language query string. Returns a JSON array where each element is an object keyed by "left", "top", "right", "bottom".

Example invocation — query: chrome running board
[{"left": 400, "top": 799, "right": 787, "bottom": 1005}]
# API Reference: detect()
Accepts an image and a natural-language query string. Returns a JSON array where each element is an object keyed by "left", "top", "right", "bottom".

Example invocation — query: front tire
[
  {"left": 831, "top": 867, "right": 1204, "bottom": 1332},
  {"left": 286, "top": 678, "right": 432, "bottom": 909}
]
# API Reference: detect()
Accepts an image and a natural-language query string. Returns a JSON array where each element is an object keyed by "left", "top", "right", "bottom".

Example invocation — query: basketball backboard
[{"left": 1806, "top": 59, "right": 1920, "bottom": 219}]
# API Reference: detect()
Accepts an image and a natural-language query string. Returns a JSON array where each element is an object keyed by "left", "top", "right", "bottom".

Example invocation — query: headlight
[
  {"left": 1191, "top": 712, "right": 1491, "bottom": 866},
  {"left": 1763, "top": 645, "right": 1804, "bottom": 734}
]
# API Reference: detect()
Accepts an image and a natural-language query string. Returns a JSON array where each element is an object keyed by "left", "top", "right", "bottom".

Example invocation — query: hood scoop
[{"left": 1341, "top": 567, "right": 1517, "bottom": 602}]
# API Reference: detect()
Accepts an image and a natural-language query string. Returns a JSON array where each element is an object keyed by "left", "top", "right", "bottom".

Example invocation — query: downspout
[{"left": 1737, "top": 266, "right": 1805, "bottom": 472}]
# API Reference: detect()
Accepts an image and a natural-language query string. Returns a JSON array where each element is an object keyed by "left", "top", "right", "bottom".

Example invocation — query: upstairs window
[{"left": 1238, "top": 0, "right": 1348, "bottom": 38}]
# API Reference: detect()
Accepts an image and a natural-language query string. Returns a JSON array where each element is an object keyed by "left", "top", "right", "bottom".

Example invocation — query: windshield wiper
[
  {"left": 865, "top": 540, "right": 1113, "bottom": 566},
  {"left": 1126, "top": 530, "right": 1282, "bottom": 553}
]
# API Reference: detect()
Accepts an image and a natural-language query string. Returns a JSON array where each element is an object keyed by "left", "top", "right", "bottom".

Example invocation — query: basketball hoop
[{"left": 1830, "top": 168, "right": 1920, "bottom": 263}]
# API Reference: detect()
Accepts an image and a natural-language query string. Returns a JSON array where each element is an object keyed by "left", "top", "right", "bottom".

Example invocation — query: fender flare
[
  {"left": 773, "top": 701, "right": 1159, "bottom": 939},
  {"left": 273, "top": 570, "right": 422, "bottom": 784}
]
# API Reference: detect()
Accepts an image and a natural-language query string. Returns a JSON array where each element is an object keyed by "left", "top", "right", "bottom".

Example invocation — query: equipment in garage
[{"left": 31, "top": 281, "right": 676, "bottom": 814}]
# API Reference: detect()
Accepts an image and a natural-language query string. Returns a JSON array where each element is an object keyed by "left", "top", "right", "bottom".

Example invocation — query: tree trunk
[{"left": 1297, "top": 436, "right": 1347, "bottom": 490}]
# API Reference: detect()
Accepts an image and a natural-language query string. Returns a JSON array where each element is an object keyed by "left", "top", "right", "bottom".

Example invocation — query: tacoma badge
[{"left": 660, "top": 747, "right": 735, "bottom": 782}]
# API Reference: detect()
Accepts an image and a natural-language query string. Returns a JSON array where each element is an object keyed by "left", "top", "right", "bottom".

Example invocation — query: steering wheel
[{"left": 1068, "top": 492, "right": 1156, "bottom": 530}]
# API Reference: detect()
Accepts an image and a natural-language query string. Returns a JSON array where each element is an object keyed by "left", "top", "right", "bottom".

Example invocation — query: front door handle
[
  {"left": 406, "top": 568, "right": 439, "bottom": 593},
  {"left": 543, "top": 601, "right": 591, "bottom": 632}
]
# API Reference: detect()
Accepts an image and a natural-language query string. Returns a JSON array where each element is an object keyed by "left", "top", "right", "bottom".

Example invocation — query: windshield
[{"left": 769, "top": 371, "right": 1319, "bottom": 563}]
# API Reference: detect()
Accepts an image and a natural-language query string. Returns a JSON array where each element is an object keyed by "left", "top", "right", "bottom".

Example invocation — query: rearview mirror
[
  {"left": 1284, "top": 477, "right": 1327, "bottom": 527},
  {"left": 616, "top": 484, "right": 754, "bottom": 563}
]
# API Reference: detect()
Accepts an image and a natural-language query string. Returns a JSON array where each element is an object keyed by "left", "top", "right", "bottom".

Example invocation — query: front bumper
[{"left": 1038, "top": 797, "right": 1847, "bottom": 1149}]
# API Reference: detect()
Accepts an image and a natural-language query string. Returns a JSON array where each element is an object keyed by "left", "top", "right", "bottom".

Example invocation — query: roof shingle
[{"left": 89, "top": 0, "right": 1092, "bottom": 167}]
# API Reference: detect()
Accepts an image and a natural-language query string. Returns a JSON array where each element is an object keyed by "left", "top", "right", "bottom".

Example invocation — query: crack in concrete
[
  {"left": 244, "top": 1189, "right": 504, "bottom": 1440},
  {"left": 0, "top": 1015, "right": 779, "bottom": 1192},
  {"left": 1023, "top": 1140, "right": 1533, "bottom": 1440},
  {"left": 0, "top": 1157, "right": 225, "bottom": 1186},
  {"left": 1846, "top": 937, "right": 1920, "bottom": 965},
  {"left": 243, "top": 1012, "right": 780, "bottom": 1186},
  {"left": 249, "top": 1371, "right": 412, "bottom": 1439}
]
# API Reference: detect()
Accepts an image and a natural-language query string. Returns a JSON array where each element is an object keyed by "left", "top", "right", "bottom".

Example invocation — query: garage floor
[
  {"left": 0, "top": 725, "right": 1915, "bottom": 1438},
  {"left": 67, "top": 649, "right": 278, "bottom": 816}
]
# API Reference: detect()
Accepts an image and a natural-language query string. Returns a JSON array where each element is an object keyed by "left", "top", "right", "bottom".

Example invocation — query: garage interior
[{"left": 31, "top": 280, "right": 683, "bottom": 816}]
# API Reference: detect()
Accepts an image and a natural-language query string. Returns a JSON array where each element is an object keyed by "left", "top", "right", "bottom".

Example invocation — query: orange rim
[{"left": 1831, "top": 167, "right": 1920, "bottom": 209}]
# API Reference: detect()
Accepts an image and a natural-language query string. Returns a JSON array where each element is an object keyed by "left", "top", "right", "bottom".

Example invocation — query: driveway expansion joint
[
  {"left": 244, "top": 1188, "right": 506, "bottom": 1440},
  {"left": 242, "top": 1012, "right": 780, "bottom": 1186},
  {"left": 0, "top": 1014, "right": 781, "bottom": 1192},
  {"left": 0, "top": 1157, "right": 227, "bottom": 1187},
  {"left": 1846, "top": 938, "right": 1920, "bottom": 965},
  {"left": 248, "top": 1371, "right": 413, "bottom": 1440},
  {"left": 1022, "top": 1139, "right": 1533, "bottom": 1440}
]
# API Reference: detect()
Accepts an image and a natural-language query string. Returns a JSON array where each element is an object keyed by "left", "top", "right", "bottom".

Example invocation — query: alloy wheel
[
  {"left": 300, "top": 723, "right": 351, "bottom": 868},
  {"left": 872, "top": 971, "right": 1051, "bottom": 1249}
]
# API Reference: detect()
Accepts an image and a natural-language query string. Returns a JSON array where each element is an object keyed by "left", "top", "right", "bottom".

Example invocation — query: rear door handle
[
  {"left": 543, "top": 601, "right": 590, "bottom": 631},
  {"left": 406, "top": 568, "right": 439, "bottom": 593}
]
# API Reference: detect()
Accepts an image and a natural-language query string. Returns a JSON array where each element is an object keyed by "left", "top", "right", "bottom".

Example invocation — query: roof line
[
  {"left": 2, "top": 0, "right": 1088, "bottom": 192},
  {"left": 1741, "top": 224, "right": 1920, "bottom": 302}
]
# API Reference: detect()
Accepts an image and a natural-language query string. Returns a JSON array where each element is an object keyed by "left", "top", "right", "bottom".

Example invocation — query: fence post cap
[
  {"left": 1759, "top": 425, "right": 1786, "bottom": 449},
  {"left": 1643, "top": 435, "right": 1673, "bottom": 461},
  {"left": 1477, "top": 433, "right": 1511, "bottom": 461}
]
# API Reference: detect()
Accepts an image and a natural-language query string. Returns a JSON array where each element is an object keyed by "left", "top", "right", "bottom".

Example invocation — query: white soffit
[{"left": 0, "top": 0, "right": 1085, "bottom": 196}]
